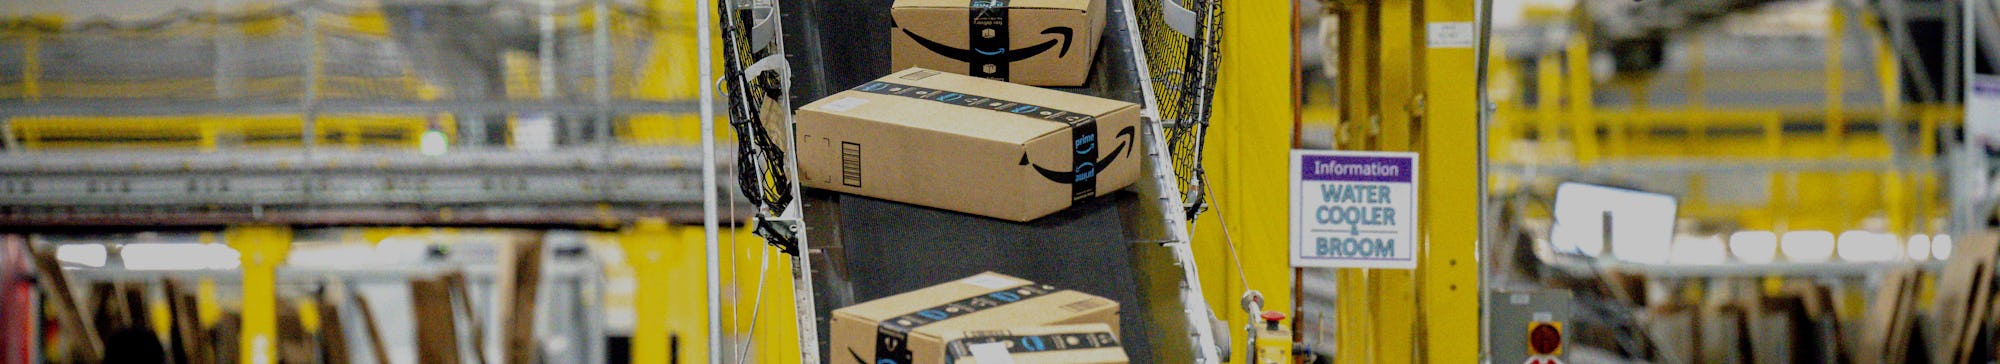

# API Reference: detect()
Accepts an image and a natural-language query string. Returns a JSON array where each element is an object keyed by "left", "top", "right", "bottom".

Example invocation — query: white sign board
[
  {"left": 1964, "top": 75, "right": 2000, "bottom": 151},
  {"left": 1290, "top": 150, "right": 1419, "bottom": 269}
]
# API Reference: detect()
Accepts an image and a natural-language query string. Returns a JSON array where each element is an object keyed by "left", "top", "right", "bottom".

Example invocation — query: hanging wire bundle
[
  {"left": 1133, "top": 0, "right": 1224, "bottom": 220},
  {"left": 715, "top": 0, "right": 799, "bottom": 253}
]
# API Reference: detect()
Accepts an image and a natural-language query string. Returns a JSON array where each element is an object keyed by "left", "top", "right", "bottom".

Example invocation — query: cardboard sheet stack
[
  {"left": 1928, "top": 232, "right": 2000, "bottom": 363},
  {"left": 18, "top": 233, "right": 550, "bottom": 364},
  {"left": 833, "top": 272, "right": 1129, "bottom": 364}
]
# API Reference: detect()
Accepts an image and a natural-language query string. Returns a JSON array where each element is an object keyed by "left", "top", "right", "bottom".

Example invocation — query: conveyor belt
[{"left": 774, "top": 0, "right": 1222, "bottom": 362}]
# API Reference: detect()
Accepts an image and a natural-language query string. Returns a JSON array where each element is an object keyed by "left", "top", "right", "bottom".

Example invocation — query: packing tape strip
[
  {"left": 968, "top": 0, "right": 1011, "bottom": 79},
  {"left": 849, "top": 80, "right": 1101, "bottom": 203},
  {"left": 943, "top": 330, "right": 1122, "bottom": 364},
  {"left": 873, "top": 283, "right": 1064, "bottom": 364}
]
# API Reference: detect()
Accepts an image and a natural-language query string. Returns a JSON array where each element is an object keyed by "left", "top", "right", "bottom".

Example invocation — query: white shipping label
[
  {"left": 1427, "top": 22, "right": 1475, "bottom": 48},
  {"left": 970, "top": 342, "right": 1015, "bottom": 364},
  {"left": 960, "top": 274, "right": 1020, "bottom": 289},
  {"left": 821, "top": 97, "right": 870, "bottom": 112}
]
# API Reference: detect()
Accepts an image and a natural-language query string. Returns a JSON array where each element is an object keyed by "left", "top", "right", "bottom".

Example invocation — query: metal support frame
[
  {"left": 224, "top": 225, "right": 292, "bottom": 364},
  {"left": 1326, "top": 0, "right": 1482, "bottom": 360},
  {"left": 1419, "top": 0, "right": 1482, "bottom": 361},
  {"left": 0, "top": 148, "right": 718, "bottom": 226},
  {"left": 695, "top": 0, "right": 728, "bottom": 363}
]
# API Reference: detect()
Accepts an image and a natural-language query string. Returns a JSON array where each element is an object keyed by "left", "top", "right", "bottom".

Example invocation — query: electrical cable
[
  {"left": 734, "top": 245, "right": 772, "bottom": 364},
  {"left": 1202, "top": 179, "right": 1252, "bottom": 291}
]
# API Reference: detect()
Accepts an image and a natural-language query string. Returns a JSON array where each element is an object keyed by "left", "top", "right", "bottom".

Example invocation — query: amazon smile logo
[
  {"left": 1021, "top": 126, "right": 1136, "bottom": 184},
  {"left": 903, "top": 26, "right": 1074, "bottom": 64}
]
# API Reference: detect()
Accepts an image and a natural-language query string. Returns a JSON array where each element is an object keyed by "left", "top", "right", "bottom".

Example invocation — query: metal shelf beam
[
  {"left": 0, "top": 147, "right": 736, "bottom": 226},
  {"left": 0, "top": 99, "right": 704, "bottom": 118}
]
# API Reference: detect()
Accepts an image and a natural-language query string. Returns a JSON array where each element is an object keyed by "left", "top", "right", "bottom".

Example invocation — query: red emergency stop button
[
  {"left": 1528, "top": 322, "right": 1562, "bottom": 355},
  {"left": 1260, "top": 311, "right": 1286, "bottom": 330}
]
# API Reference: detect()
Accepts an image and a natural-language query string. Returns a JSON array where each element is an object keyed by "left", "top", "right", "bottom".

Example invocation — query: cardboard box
[
  {"left": 797, "top": 68, "right": 1142, "bottom": 222},
  {"left": 940, "top": 324, "right": 1128, "bottom": 364},
  {"left": 891, "top": 0, "right": 1107, "bottom": 86},
  {"left": 832, "top": 272, "right": 1121, "bottom": 364}
]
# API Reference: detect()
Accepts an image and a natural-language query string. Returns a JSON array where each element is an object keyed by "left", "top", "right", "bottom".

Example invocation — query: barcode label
[
  {"left": 841, "top": 142, "right": 863, "bottom": 187},
  {"left": 1060, "top": 298, "right": 1107, "bottom": 313}
]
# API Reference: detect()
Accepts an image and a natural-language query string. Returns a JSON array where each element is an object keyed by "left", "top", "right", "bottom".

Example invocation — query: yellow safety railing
[
  {"left": 1, "top": 5, "right": 710, "bottom": 152},
  {"left": 1485, "top": 4, "right": 1966, "bottom": 237}
]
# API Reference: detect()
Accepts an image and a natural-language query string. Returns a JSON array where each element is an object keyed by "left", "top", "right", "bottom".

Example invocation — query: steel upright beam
[
  {"left": 1418, "top": 0, "right": 1482, "bottom": 360},
  {"left": 1332, "top": 0, "right": 1483, "bottom": 361},
  {"left": 224, "top": 225, "right": 292, "bottom": 364}
]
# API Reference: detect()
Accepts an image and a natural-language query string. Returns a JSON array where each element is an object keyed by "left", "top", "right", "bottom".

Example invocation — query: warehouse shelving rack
[
  {"left": 1, "top": 2, "right": 719, "bottom": 362},
  {"left": 0, "top": 1, "right": 723, "bottom": 227},
  {"left": 710, "top": 0, "right": 1231, "bottom": 362}
]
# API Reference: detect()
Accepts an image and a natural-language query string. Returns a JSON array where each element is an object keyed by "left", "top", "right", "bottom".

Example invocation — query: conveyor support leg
[{"left": 225, "top": 225, "right": 292, "bottom": 364}]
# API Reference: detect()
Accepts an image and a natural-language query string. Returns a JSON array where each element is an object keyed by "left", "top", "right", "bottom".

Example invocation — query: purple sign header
[
  {"left": 1975, "top": 77, "right": 2000, "bottom": 96},
  {"left": 1300, "top": 155, "right": 1413, "bottom": 183}
]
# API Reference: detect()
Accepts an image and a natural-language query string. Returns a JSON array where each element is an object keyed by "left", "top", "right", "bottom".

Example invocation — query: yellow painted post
[
  {"left": 1565, "top": 36, "right": 1598, "bottom": 164},
  {"left": 1486, "top": 40, "right": 1516, "bottom": 161},
  {"left": 619, "top": 220, "right": 674, "bottom": 364},
  {"left": 1372, "top": 0, "right": 1417, "bottom": 361},
  {"left": 198, "top": 230, "right": 223, "bottom": 328},
  {"left": 1419, "top": 0, "right": 1481, "bottom": 360},
  {"left": 1192, "top": 0, "right": 1296, "bottom": 362},
  {"left": 1332, "top": 6, "right": 1378, "bottom": 358},
  {"left": 1376, "top": 0, "right": 1415, "bottom": 149},
  {"left": 1535, "top": 53, "right": 1563, "bottom": 160},
  {"left": 1339, "top": 2, "right": 1376, "bottom": 151},
  {"left": 224, "top": 225, "right": 293, "bottom": 364},
  {"left": 198, "top": 278, "right": 221, "bottom": 328}
]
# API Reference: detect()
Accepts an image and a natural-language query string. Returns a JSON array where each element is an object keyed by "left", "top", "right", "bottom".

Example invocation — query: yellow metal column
[
  {"left": 225, "top": 225, "right": 292, "bottom": 364},
  {"left": 1194, "top": 0, "right": 1295, "bottom": 362},
  {"left": 1336, "top": 0, "right": 1421, "bottom": 361},
  {"left": 1534, "top": 53, "right": 1563, "bottom": 160},
  {"left": 1331, "top": 0, "right": 1482, "bottom": 360},
  {"left": 1339, "top": 2, "right": 1376, "bottom": 150},
  {"left": 1331, "top": 5, "right": 1381, "bottom": 362},
  {"left": 620, "top": 220, "right": 675, "bottom": 364},
  {"left": 1377, "top": 0, "right": 1415, "bottom": 149},
  {"left": 1565, "top": 36, "right": 1598, "bottom": 163},
  {"left": 1418, "top": 0, "right": 1481, "bottom": 359}
]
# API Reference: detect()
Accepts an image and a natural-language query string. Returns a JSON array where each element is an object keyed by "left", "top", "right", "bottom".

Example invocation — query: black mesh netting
[
  {"left": 1134, "top": 0, "right": 1222, "bottom": 218},
  {"left": 717, "top": 0, "right": 799, "bottom": 251}
]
